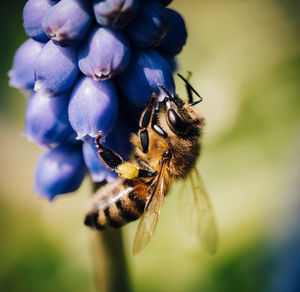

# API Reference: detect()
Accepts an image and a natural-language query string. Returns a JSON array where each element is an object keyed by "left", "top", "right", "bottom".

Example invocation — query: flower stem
[{"left": 92, "top": 182, "right": 132, "bottom": 292}]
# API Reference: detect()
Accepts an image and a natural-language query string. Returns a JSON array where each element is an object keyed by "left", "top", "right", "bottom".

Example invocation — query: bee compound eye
[{"left": 167, "top": 109, "right": 187, "bottom": 133}]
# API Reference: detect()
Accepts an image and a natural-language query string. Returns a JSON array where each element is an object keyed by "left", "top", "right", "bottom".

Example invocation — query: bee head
[{"left": 157, "top": 84, "right": 204, "bottom": 139}]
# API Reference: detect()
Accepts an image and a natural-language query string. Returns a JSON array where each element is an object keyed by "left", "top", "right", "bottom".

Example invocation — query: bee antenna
[
  {"left": 157, "top": 83, "right": 173, "bottom": 99},
  {"left": 177, "top": 73, "right": 203, "bottom": 105}
]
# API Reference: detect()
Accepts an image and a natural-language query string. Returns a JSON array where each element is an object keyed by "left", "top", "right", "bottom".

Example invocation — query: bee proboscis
[{"left": 85, "top": 73, "right": 218, "bottom": 255}]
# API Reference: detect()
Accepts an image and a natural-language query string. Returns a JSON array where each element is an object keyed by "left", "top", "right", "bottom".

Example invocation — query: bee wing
[
  {"left": 132, "top": 159, "right": 168, "bottom": 255},
  {"left": 177, "top": 168, "right": 218, "bottom": 254}
]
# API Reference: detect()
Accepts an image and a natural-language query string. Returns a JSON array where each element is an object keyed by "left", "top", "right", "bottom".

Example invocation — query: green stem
[{"left": 92, "top": 182, "right": 132, "bottom": 292}]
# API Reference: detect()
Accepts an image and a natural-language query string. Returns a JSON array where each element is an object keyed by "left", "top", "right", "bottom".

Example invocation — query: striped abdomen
[{"left": 85, "top": 178, "right": 149, "bottom": 230}]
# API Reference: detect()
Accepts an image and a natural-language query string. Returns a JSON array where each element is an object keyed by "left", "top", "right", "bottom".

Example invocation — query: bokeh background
[{"left": 1, "top": 0, "right": 300, "bottom": 291}]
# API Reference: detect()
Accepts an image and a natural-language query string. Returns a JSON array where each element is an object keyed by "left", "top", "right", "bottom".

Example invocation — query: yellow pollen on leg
[{"left": 117, "top": 163, "right": 139, "bottom": 179}]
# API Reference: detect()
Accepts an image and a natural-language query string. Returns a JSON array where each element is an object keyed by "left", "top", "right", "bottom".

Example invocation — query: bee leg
[
  {"left": 96, "top": 131, "right": 156, "bottom": 179},
  {"left": 95, "top": 132, "right": 123, "bottom": 169},
  {"left": 138, "top": 93, "right": 157, "bottom": 153},
  {"left": 139, "top": 129, "right": 149, "bottom": 154}
]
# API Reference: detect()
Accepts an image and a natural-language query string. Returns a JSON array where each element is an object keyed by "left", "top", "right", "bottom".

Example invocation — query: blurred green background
[{"left": 1, "top": 0, "right": 300, "bottom": 291}]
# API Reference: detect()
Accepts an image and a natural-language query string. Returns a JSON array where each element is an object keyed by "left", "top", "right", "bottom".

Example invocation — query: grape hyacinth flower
[
  {"left": 9, "top": 0, "right": 188, "bottom": 200},
  {"left": 117, "top": 49, "right": 175, "bottom": 106},
  {"left": 78, "top": 26, "right": 131, "bottom": 80},
  {"left": 43, "top": 0, "right": 93, "bottom": 46},
  {"left": 93, "top": 0, "right": 139, "bottom": 29},
  {"left": 23, "top": 0, "right": 52, "bottom": 42},
  {"left": 24, "top": 91, "right": 76, "bottom": 148},
  {"left": 34, "top": 40, "right": 79, "bottom": 95},
  {"left": 8, "top": 39, "right": 44, "bottom": 92},
  {"left": 157, "top": 8, "right": 187, "bottom": 57},
  {"left": 68, "top": 76, "right": 118, "bottom": 141},
  {"left": 126, "top": 0, "right": 170, "bottom": 48},
  {"left": 34, "top": 144, "right": 86, "bottom": 200}
]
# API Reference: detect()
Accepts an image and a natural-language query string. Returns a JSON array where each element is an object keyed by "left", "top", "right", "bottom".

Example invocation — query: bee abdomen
[
  {"left": 115, "top": 199, "right": 140, "bottom": 222},
  {"left": 84, "top": 212, "right": 105, "bottom": 230},
  {"left": 85, "top": 179, "right": 147, "bottom": 230}
]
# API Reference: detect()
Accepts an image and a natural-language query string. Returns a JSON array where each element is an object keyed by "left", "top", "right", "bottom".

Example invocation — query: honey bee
[{"left": 85, "top": 73, "right": 218, "bottom": 255}]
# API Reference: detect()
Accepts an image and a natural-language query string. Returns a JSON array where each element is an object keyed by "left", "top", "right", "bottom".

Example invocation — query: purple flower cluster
[{"left": 9, "top": 0, "right": 187, "bottom": 200}]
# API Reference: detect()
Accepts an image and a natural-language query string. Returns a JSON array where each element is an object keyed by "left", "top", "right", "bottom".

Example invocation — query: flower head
[{"left": 10, "top": 0, "right": 188, "bottom": 200}]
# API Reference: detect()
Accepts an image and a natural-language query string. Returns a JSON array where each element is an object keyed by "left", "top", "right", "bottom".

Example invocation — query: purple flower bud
[
  {"left": 68, "top": 76, "right": 118, "bottom": 141},
  {"left": 43, "top": 0, "right": 92, "bottom": 46},
  {"left": 157, "top": 9, "right": 187, "bottom": 57},
  {"left": 23, "top": 0, "right": 51, "bottom": 42},
  {"left": 24, "top": 91, "right": 76, "bottom": 147},
  {"left": 34, "top": 40, "right": 80, "bottom": 95},
  {"left": 34, "top": 143, "right": 86, "bottom": 200},
  {"left": 82, "top": 117, "right": 132, "bottom": 182},
  {"left": 117, "top": 49, "right": 175, "bottom": 106},
  {"left": 78, "top": 26, "right": 131, "bottom": 81},
  {"left": 8, "top": 39, "right": 44, "bottom": 92},
  {"left": 92, "top": 0, "right": 139, "bottom": 29},
  {"left": 157, "top": 0, "right": 172, "bottom": 6},
  {"left": 125, "top": 0, "right": 170, "bottom": 48}
]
